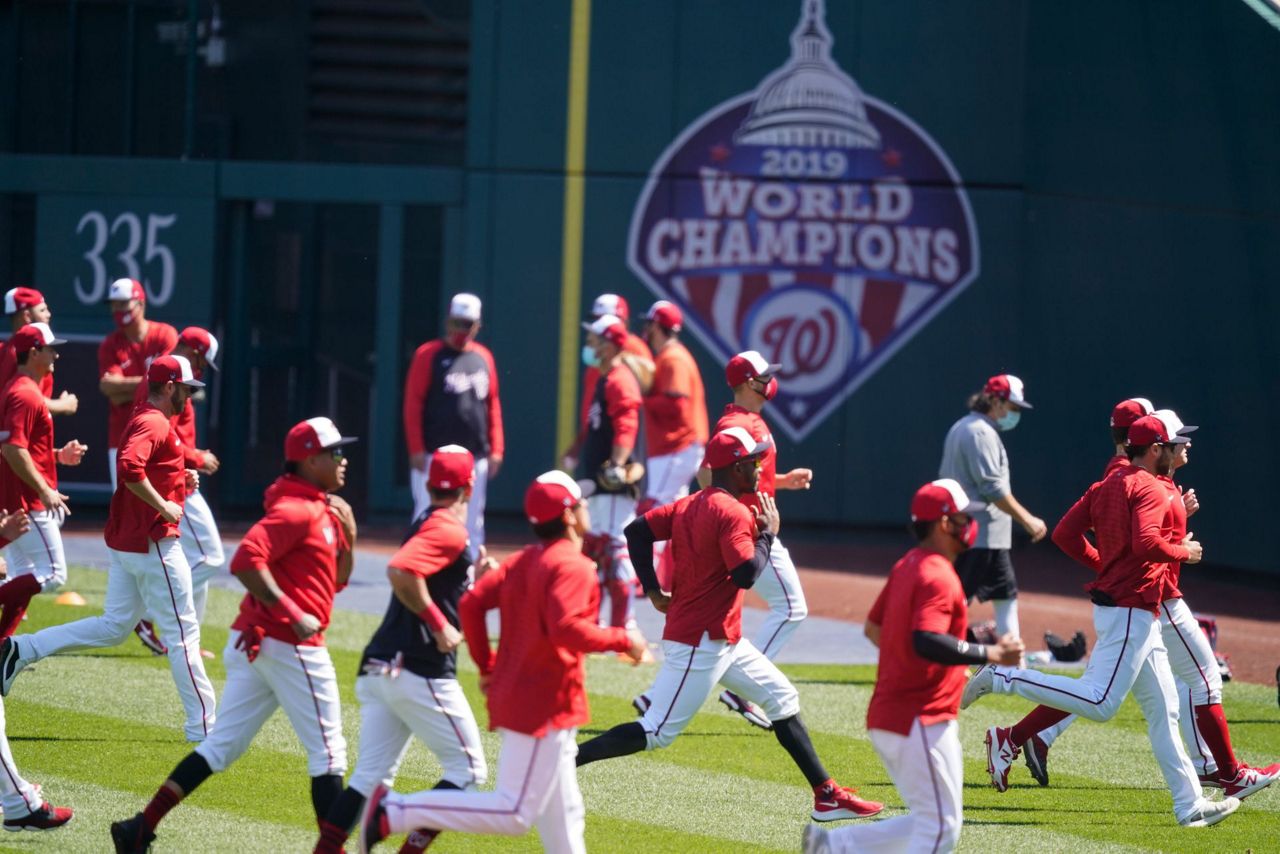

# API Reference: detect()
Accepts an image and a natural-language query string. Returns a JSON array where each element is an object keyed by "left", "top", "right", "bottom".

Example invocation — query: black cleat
[{"left": 110, "top": 812, "right": 155, "bottom": 853}]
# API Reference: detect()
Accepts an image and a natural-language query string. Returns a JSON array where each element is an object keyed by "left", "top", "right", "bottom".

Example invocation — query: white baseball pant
[
  {"left": 19, "top": 539, "right": 216, "bottom": 742},
  {"left": 178, "top": 489, "right": 225, "bottom": 622},
  {"left": 382, "top": 727, "right": 585, "bottom": 854},
  {"left": 586, "top": 492, "right": 636, "bottom": 582},
  {"left": 346, "top": 672, "right": 487, "bottom": 796},
  {"left": 1037, "top": 597, "right": 1222, "bottom": 777},
  {"left": 0, "top": 695, "right": 42, "bottom": 819},
  {"left": 108, "top": 448, "right": 118, "bottom": 492},
  {"left": 197, "top": 631, "right": 346, "bottom": 777},
  {"left": 989, "top": 605, "right": 1202, "bottom": 820},
  {"left": 751, "top": 537, "right": 807, "bottom": 659},
  {"left": 640, "top": 633, "right": 800, "bottom": 749},
  {"left": 823, "top": 718, "right": 963, "bottom": 854},
  {"left": 410, "top": 456, "right": 488, "bottom": 556},
  {"left": 643, "top": 442, "right": 703, "bottom": 506},
  {"left": 3, "top": 509, "right": 67, "bottom": 592}
]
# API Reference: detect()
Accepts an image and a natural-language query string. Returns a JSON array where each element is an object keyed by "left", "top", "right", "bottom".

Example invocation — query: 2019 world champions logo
[{"left": 627, "top": 0, "right": 979, "bottom": 441}]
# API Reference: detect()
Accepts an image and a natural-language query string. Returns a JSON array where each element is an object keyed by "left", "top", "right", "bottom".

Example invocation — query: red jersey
[
  {"left": 131, "top": 378, "right": 204, "bottom": 471},
  {"left": 643, "top": 488, "right": 758, "bottom": 646},
  {"left": 458, "top": 538, "right": 630, "bottom": 736},
  {"left": 1157, "top": 475, "right": 1187, "bottom": 601},
  {"left": 229, "top": 475, "right": 349, "bottom": 646},
  {"left": 0, "top": 375, "right": 56, "bottom": 512},
  {"left": 866, "top": 547, "right": 969, "bottom": 735},
  {"left": 644, "top": 341, "right": 709, "bottom": 457},
  {"left": 714, "top": 404, "right": 777, "bottom": 511},
  {"left": 1103, "top": 454, "right": 1127, "bottom": 479},
  {"left": 104, "top": 404, "right": 188, "bottom": 553},
  {"left": 0, "top": 342, "right": 53, "bottom": 398},
  {"left": 1051, "top": 464, "right": 1190, "bottom": 613},
  {"left": 97, "top": 321, "right": 179, "bottom": 448},
  {"left": 402, "top": 340, "right": 504, "bottom": 459},
  {"left": 576, "top": 333, "right": 652, "bottom": 441}
]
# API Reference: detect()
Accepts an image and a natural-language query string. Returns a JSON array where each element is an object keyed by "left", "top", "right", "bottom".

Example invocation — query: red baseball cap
[
  {"left": 106, "top": 277, "right": 145, "bottom": 303},
  {"left": 179, "top": 327, "right": 220, "bottom": 372},
  {"left": 524, "top": 470, "right": 583, "bottom": 524},
  {"left": 428, "top": 445, "right": 475, "bottom": 490},
  {"left": 147, "top": 354, "right": 205, "bottom": 387},
  {"left": 583, "top": 314, "right": 628, "bottom": 347},
  {"left": 983, "top": 374, "right": 1033, "bottom": 409},
  {"left": 1128, "top": 411, "right": 1196, "bottom": 446},
  {"left": 646, "top": 300, "right": 682, "bottom": 332},
  {"left": 285, "top": 416, "right": 358, "bottom": 462},
  {"left": 592, "top": 293, "right": 630, "bottom": 322},
  {"left": 701, "top": 426, "right": 773, "bottom": 469},
  {"left": 725, "top": 350, "right": 781, "bottom": 387},
  {"left": 4, "top": 287, "right": 44, "bottom": 315},
  {"left": 10, "top": 322, "right": 66, "bottom": 354},
  {"left": 1110, "top": 397, "right": 1153, "bottom": 428},
  {"left": 911, "top": 478, "right": 971, "bottom": 522}
]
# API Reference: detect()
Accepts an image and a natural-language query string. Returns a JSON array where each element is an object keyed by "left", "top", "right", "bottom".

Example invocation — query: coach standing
[
  {"left": 98, "top": 278, "right": 179, "bottom": 490},
  {"left": 402, "top": 293, "right": 503, "bottom": 554},
  {"left": 639, "top": 301, "right": 707, "bottom": 508},
  {"left": 938, "top": 374, "right": 1045, "bottom": 645}
]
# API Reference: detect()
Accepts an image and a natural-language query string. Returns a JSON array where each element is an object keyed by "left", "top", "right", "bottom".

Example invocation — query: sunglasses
[{"left": 329, "top": 448, "right": 346, "bottom": 460}]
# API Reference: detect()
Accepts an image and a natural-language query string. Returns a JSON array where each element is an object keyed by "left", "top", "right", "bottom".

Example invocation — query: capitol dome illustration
[{"left": 736, "top": 0, "right": 881, "bottom": 149}]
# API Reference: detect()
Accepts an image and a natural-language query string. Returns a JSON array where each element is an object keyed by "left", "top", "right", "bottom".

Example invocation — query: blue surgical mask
[
  {"left": 996, "top": 410, "right": 1021, "bottom": 432},
  {"left": 581, "top": 345, "right": 599, "bottom": 368}
]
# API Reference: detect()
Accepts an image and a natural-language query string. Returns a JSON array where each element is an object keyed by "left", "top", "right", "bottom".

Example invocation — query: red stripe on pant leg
[
  {"left": 426, "top": 678, "right": 482, "bottom": 787},
  {"left": 919, "top": 723, "right": 946, "bottom": 854},
  {"left": 1162, "top": 602, "right": 1212, "bottom": 698},
  {"left": 653, "top": 647, "right": 699, "bottom": 738},
  {"left": 293, "top": 647, "right": 337, "bottom": 773},
  {"left": 1006, "top": 608, "right": 1133, "bottom": 708},
  {"left": 157, "top": 542, "right": 210, "bottom": 736}
]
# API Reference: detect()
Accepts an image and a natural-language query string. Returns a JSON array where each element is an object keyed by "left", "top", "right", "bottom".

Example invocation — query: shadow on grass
[
  {"left": 790, "top": 678, "right": 877, "bottom": 687},
  {"left": 963, "top": 782, "right": 1161, "bottom": 793}
]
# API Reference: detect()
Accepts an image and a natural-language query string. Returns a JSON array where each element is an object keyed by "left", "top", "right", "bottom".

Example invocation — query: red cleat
[
  {"left": 5, "top": 801, "right": 73, "bottom": 832},
  {"left": 811, "top": 781, "right": 883, "bottom": 821}
]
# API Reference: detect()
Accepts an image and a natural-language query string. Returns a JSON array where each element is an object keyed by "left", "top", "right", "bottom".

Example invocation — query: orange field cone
[{"left": 54, "top": 591, "right": 87, "bottom": 607}]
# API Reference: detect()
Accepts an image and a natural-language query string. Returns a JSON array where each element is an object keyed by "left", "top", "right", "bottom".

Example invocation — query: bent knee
[{"left": 645, "top": 728, "right": 679, "bottom": 751}]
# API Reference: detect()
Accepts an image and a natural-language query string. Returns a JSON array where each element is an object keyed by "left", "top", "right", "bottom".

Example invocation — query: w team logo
[{"left": 627, "top": 0, "right": 979, "bottom": 440}]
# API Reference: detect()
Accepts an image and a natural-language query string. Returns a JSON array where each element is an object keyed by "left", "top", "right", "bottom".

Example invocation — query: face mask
[
  {"left": 114, "top": 307, "right": 136, "bottom": 328},
  {"left": 996, "top": 410, "right": 1021, "bottom": 431},
  {"left": 753, "top": 377, "right": 778, "bottom": 401},
  {"left": 961, "top": 517, "right": 978, "bottom": 548},
  {"left": 446, "top": 331, "right": 470, "bottom": 350},
  {"left": 581, "top": 345, "right": 599, "bottom": 368}
]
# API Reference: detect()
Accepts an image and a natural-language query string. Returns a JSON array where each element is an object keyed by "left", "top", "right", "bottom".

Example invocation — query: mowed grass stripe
[{"left": 7, "top": 568, "right": 1279, "bottom": 852}]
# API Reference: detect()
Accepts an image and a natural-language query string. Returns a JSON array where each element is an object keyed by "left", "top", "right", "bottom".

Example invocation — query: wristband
[
  {"left": 276, "top": 594, "right": 307, "bottom": 625},
  {"left": 418, "top": 602, "right": 448, "bottom": 633}
]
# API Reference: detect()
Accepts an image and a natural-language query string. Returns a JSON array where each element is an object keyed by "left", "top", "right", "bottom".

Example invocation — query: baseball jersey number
[{"left": 75, "top": 210, "right": 178, "bottom": 306}]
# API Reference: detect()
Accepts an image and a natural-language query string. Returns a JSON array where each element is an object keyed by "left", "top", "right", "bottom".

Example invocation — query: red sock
[
  {"left": 1193, "top": 703, "right": 1239, "bottom": 779},
  {"left": 0, "top": 575, "right": 41, "bottom": 639},
  {"left": 1010, "top": 705, "right": 1071, "bottom": 745},
  {"left": 313, "top": 819, "right": 348, "bottom": 854},
  {"left": 607, "top": 580, "right": 632, "bottom": 628},
  {"left": 142, "top": 784, "right": 182, "bottom": 832}
]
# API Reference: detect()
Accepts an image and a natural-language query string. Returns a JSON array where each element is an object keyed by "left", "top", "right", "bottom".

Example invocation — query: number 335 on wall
[
  {"left": 35, "top": 194, "right": 215, "bottom": 321},
  {"left": 75, "top": 211, "right": 177, "bottom": 306}
]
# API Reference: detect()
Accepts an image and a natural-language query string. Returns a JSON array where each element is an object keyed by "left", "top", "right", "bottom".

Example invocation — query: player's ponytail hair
[{"left": 967, "top": 391, "right": 997, "bottom": 414}]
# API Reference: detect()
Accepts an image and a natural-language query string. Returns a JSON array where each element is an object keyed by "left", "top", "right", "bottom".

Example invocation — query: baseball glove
[
  {"left": 620, "top": 352, "right": 655, "bottom": 393},
  {"left": 596, "top": 461, "right": 645, "bottom": 498},
  {"left": 1045, "top": 630, "right": 1088, "bottom": 663}
]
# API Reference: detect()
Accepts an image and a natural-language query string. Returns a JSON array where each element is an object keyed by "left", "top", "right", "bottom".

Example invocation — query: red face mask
[
  {"left": 446, "top": 331, "right": 470, "bottom": 350},
  {"left": 960, "top": 517, "right": 978, "bottom": 548},
  {"left": 754, "top": 377, "right": 778, "bottom": 401},
  {"left": 114, "top": 306, "right": 137, "bottom": 328}
]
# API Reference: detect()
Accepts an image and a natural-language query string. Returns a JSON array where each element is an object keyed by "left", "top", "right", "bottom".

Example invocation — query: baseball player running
[
  {"left": 636, "top": 300, "right": 708, "bottom": 590},
  {"left": 1025, "top": 408, "right": 1279, "bottom": 799},
  {"left": 574, "top": 314, "right": 644, "bottom": 632},
  {"left": 0, "top": 287, "right": 77, "bottom": 415},
  {"left": 577, "top": 428, "right": 883, "bottom": 824},
  {"left": 939, "top": 374, "right": 1046, "bottom": 657},
  {"left": 314, "top": 445, "right": 487, "bottom": 854},
  {"left": 97, "top": 278, "right": 179, "bottom": 491},
  {"left": 402, "top": 293, "right": 504, "bottom": 552},
  {"left": 0, "top": 507, "right": 71, "bottom": 832},
  {"left": 132, "top": 327, "right": 225, "bottom": 656},
  {"left": 638, "top": 350, "right": 811, "bottom": 729},
  {"left": 110, "top": 416, "right": 358, "bottom": 853},
  {"left": 355, "top": 471, "right": 648, "bottom": 853},
  {"left": 961, "top": 413, "right": 1240, "bottom": 827},
  {"left": 0, "top": 355, "right": 215, "bottom": 742},
  {"left": 0, "top": 324, "right": 87, "bottom": 607},
  {"left": 805, "top": 479, "right": 1023, "bottom": 854}
]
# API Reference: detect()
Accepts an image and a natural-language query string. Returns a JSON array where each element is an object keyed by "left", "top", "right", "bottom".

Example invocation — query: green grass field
[{"left": 1, "top": 566, "right": 1276, "bottom": 852}]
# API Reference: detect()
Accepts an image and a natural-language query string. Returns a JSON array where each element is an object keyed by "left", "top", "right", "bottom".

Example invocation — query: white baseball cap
[
  {"left": 983, "top": 374, "right": 1033, "bottom": 409},
  {"left": 107, "top": 277, "right": 145, "bottom": 303},
  {"left": 591, "top": 293, "right": 630, "bottom": 321},
  {"left": 449, "top": 293, "right": 482, "bottom": 323}
]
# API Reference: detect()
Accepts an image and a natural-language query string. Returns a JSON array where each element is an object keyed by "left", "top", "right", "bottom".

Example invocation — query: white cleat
[
  {"left": 1178, "top": 796, "right": 1240, "bottom": 827},
  {"left": 960, "top": 663, "right": 995, "bottom": 710}
]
